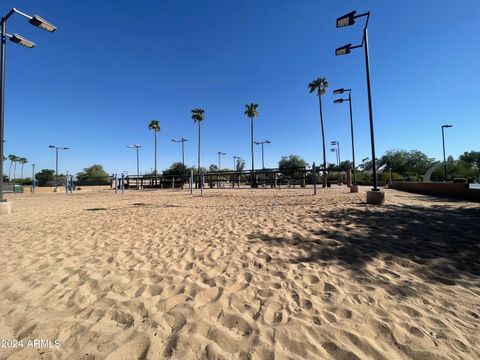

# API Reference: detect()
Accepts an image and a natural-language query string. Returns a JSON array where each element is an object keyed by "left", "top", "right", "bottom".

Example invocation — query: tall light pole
[
  {"left": 233, "top": 156, "right": 240, "bottom": 171},
  {"left": 49, "top": 145, "right": 69, "bottom": 191},
  {"left": 254, "top": 140, "right": 271, "bottom": 169},
  {"left": 0, "top": 8, "right": 56, "bottom": 203},
  {"left": 330, "top": 148, "right": 338, "bottom": 166},
  {"left": 32, "top": 163, "right": 35, "bottom": 193},
  {"left": 441, "top": 124, "right": 453, "bottom": 182},
  {"left": 127, "top": 144, "right": 141, "bottom": 176},
  {"left": 172, "top": 138, "right": 188, "bottom": 170},
  {"left": 336, "top": 10, "right": 384, "bottom": 204},
  {"left": 217, "top": 152, "right": 226, "bottom": 170},
  {"left": 334, "top": 88, "right": 357, "bottom": 186},
  {"left": 331, "top": 141, "right": 340, "bottom": 166}
]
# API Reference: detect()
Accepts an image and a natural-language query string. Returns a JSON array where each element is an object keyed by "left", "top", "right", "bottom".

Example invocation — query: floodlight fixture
[
  {"left": 336, "top": 11, "right": 357, "bottom": 28},
  {"left": 9, "top": 33, "right": 35, "bottom": 48},
  {"left": 335, "top": 44, "right": 352, "bottom": 56},
  {"left": 29, "top": 15, "right": 57, "bottom": 32}
]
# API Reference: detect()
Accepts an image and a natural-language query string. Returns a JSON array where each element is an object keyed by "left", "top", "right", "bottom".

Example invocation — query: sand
[{"left": 0, "top": 187, "right": 479, "bottom": 359}]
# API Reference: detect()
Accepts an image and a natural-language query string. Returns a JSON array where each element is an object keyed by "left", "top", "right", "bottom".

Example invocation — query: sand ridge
[{"left": 0, "top": 187, "right": 479, "bottom": 359}]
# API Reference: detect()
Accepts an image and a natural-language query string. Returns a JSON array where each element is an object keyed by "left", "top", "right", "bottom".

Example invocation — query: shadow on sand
[{"left": 248, "top": 203, "right": 480, "bottom": 290}]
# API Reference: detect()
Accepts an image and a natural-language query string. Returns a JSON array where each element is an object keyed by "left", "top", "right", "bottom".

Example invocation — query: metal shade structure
[
  {"left": 336, "top": 11, "right": 357, "bottom": 28},
  {"left": 29, "top": 15, "right": 57, "bottom": 32}
]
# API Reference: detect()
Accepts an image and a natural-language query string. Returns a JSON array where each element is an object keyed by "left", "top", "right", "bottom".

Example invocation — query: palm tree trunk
[
  {"left": 13, "top": 161, "right": 17, "bottom": 180},
  {"left": 250, "top": 116, "right": 255, "bottom": 187},
  {"left": 318, "top": 95, "right": 327, "bottom": 188},
  {"left": 21, "top": 164, "right": 24, "bottom": 179},
  {"left": 198, "top": 121, "right": 201, "bottom": 185},
  {"left": 154, "top": 131, "right": 157, "bottom": 177},
  {"left": 8, "top": 161, "right": 12, "bottom": 180}
]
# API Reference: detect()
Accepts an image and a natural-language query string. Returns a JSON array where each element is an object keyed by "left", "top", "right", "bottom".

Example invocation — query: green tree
[
  {"left": 35, "top": 169, "right": 55, "bottom": 186},
  {"left": 191, "top": 108, "right": 205, "bottom": 174},
  {"left": 18, "top": 157, "right": 28, "bottom": 178},
  {"left": 235, "top": 158, "right": 245, "bottom": 171},
  {"left": 244, "top": 103, "right": 259, "bottom": 181},
  {"left": 279, "top": 155, "right": 307, "bottom": 177},
  {"left": 76, "top": 164, "right": 110, "bottom": 185},
  {"left": 308, "top": 77, "right": 328, "bottom": 187},
  {"left": 339, "top": 160, "right": 352, "bottom": 171},
  {"left": 163, "top": 162, "right": 189, "bottom": 177},
  {"left": 459, "top": 151, "right": 480, "bottom": 179},
  {"left": 148, "top": 119, "right": 161, "bottom": 176},
  {"left": 209, "top": 164, "right": 219, "bottom": 172},
  {"left": 8, "top": 154, "right": 16, "bottom": 179},
  {"left": 379, "top": 149, "right": 433, "bottom": 177}
]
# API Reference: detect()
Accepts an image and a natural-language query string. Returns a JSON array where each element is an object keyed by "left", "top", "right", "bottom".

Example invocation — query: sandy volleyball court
[{"left": 0, "top": 187, "right": 479, "bottom": 359}]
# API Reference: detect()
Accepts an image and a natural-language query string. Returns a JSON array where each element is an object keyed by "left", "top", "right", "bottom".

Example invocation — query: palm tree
[
  {"left": 191, "top": 108, "right": 205, "bottom": 176},
  {"left": 148, "top": 119, "right": 161, "bottom": 176},
  {"left": 18, "top": 157, "right": 28, "bottom": 178},
  {"left": 244, "top": 103, "right": 259, "bottom": 187},
  {"left": 309, "top": 77, "right": 329, "bottom": 188},
  {"left": 8, "top": 154, "right": 15, "bottom": 180}
]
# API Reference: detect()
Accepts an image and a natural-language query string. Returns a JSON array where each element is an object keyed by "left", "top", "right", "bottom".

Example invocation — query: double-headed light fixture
[
  {"left": 217, "top": 151, "right": 227, "bottom": 170},
  {"left": 333, "top": 88, "right": 357, "bottom": 186},
  {"left": 335, "top": 10, "right": 379, "bottom": 193},
  {"left": 127, "top": 144, "right": 142, "bottom": 176},
  {"left": 254, "top": 140, "right": 271, "bottom": 169},
  {"left": 0, "top": 8, "right": 56, "bottom": 202}
]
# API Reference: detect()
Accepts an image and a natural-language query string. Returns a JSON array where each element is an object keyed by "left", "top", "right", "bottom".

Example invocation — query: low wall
[
  {"left": 390, "top": 181, "right": 480, "bottom": 202},
  {"left": 23, "top": 185, "right": 112, "bottom": 193}
]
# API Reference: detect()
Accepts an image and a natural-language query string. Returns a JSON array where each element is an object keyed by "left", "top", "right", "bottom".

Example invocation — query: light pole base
[
  {"left": 366, "top": 190, "right": 385, "bottom": 205},
  {"left": 0, "top": 201, "right": 14, "bottom": 215},
  {"left": 350, "top": 185, "right": 359, "bottom": 193}
]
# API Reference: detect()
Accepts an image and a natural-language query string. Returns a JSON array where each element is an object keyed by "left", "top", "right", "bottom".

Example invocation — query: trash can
[
  {"left": 327, "top": 181, "right": 331, "bottom": 188},
  {"left": 13, "top": 185, "right": 23, "bottom": 193}
]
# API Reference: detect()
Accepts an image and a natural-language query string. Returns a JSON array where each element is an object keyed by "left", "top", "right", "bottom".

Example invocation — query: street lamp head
[
  {"left": 9, "top": 34, "right": 35, "bottom": 48},
  {"left": 265, "top": 140, "right": 271, "bottom": 144},
  {"left": 442, "top": 124, "right": 453, "bottom": 128},
  {"left": 29, "top": 15, "right": 57, "bottom": 32},
  {"left": 333, "top": 88, "right": 345, "bottom": 94},
  {"left": 334, "top": 99, "right": 344, "bottom": 104},
  {"left": 63, "top": 147, "right": 69, "bottom": 150},
  {"left": 331, "top": 141, "right": 337, "bottom": 145},
  {"left": 336, "top": 11, "right": 357, "bottom": 28},
  {"left": 180, "top": 138, "right": 188, "bottom": 141},
  {"left": 254, "top": 141, "right": 260, "bottom": 145},
  {"left": 49, "top": 145, "right": 55, "bottom": 148},
  {"left": 335, "top": 44, "right": 352, "bottom": 56},
  {"left": 331, "top": 149, "right": 336, "bottom": 152}
]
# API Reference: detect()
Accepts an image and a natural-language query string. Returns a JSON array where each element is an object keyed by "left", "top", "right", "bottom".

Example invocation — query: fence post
[
  {"left": 70, "top": 176, "right": 73, "bottom": 193},
  {"left": 121, "top": 173, "right": 125, "bottom": 194},
  {"left": 200, "top": 172, "right": 203, "bottom": 196},
  {"left": 32, "top": 177, "right": 35, "bottom": 194},
  {"left": 115, "top": 174, "right": 118, "bottom": 194},
  {"left": 190, "top": 169, "right": 193, "bottom": 194},
  {"left": 65, "top": 176, "right": 68, "bottom": 193},
  {"left": 313, "top": 162, "right": 317, "bottom": 195}
]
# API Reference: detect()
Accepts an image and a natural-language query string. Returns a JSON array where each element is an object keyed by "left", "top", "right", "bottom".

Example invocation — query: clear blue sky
[{"left": 3, "top": 0, "right": 479, "bottom": 176}]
